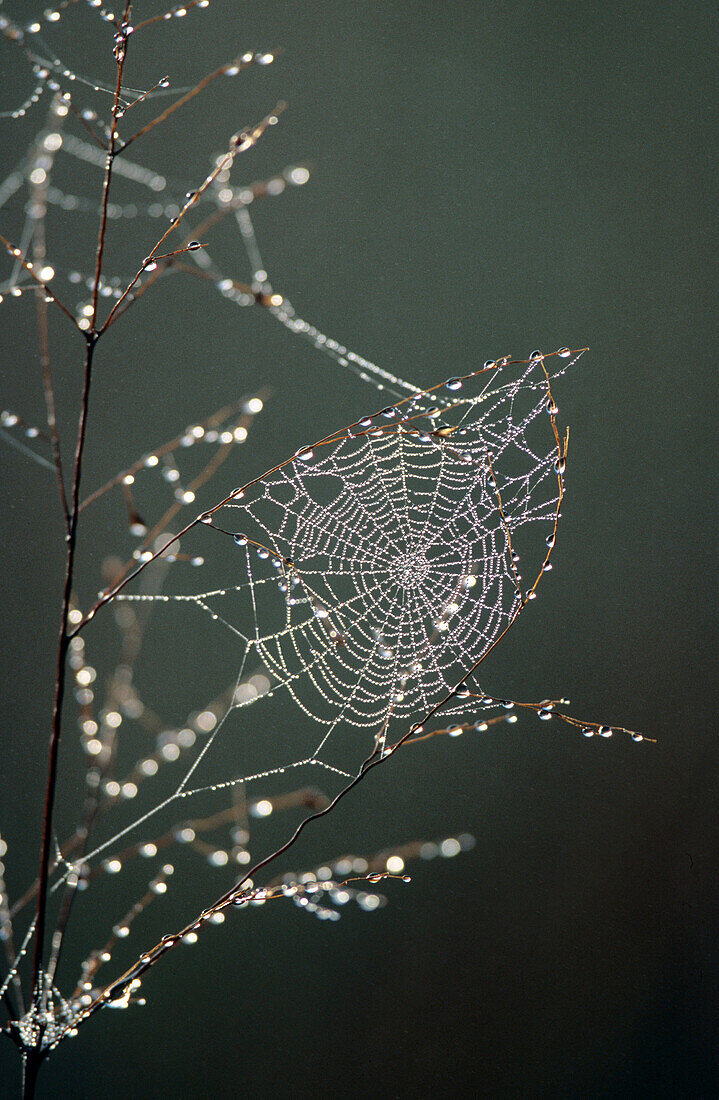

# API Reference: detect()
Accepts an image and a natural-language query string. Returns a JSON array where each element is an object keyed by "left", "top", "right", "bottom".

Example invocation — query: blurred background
[{"left": 0, "top": 1, "right": 717, "bottom": 1096}]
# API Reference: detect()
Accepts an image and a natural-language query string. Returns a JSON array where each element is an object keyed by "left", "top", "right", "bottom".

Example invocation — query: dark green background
[{"left": 1, "top": 1, "right": 717, "bottom": 1096}]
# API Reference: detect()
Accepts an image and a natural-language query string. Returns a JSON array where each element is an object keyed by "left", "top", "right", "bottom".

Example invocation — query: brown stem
[
  {"left": 31, "top": 0, "right": 132, "bottom": 1020},
  {"left": 31, "top": 335, "right": 96, "bottom": 1006},
  {"left": 117, "top": 52, "right": 276, "bottom": 152}
]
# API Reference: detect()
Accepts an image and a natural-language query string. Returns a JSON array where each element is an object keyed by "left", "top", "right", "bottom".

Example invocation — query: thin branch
[
  {"left": 31, "top": 3, "right": 133, "bottom": 1020},
  {"left": 103, "top": 261, "right": 253, "bottom": 329},
  {"left": 31, "top": 337, "right": 95, "bottom": 1010},
  {"left": 132, "top": 0, "right": 210, "bottom": 33},
  {"left": 0, "top": 233, "right": 80, "bottom": 331},
  {"left": 100, "top": 101, "right": 287, "bottom": 333},
  {"left": 118, "top": 51, "right": 279, "bottom": 152}
]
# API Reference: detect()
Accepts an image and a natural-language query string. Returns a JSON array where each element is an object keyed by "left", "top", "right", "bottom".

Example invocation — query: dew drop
[{"left": 445, "top": 377, "right": 462, "bottom": 391}]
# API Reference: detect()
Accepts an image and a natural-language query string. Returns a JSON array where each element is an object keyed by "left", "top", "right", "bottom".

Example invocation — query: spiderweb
[{"left": 107, "top": 350, "right": 572, "bottom": 810}]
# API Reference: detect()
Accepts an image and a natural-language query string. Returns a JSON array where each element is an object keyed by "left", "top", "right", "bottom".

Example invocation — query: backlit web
[{"left": 112, "top": 350, "right": 572, "bottom": 795}]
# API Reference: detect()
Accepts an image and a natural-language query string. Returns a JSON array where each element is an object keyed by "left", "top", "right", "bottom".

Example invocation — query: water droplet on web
[
  {"left": 445, "top": 377, "right": 462, "bottom": 391},
  {"left": 295, "top": 446, "right": 313, "bottom": 462},
  {"left": 234, "top": 534, "right": 248, "bottom": 546}
]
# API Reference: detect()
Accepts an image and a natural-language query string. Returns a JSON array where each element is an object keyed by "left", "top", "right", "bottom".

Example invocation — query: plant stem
[
  {"left": 22, "top": 1048, "right": 42, "bottom": 1100},
  {"left": 29, "top": 4, "right": 131, "bottom": 1030},
  {"left": 31, "top": 337, "right": 96, "bottom": 1009}
]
